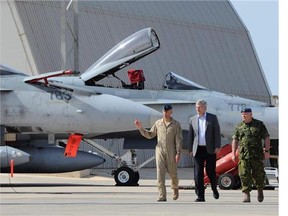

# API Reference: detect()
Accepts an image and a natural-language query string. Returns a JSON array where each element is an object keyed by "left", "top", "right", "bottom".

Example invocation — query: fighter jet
[
  {"left": 1, "top": 27, "right": 278, "bottom": 186},
  {"left": 44, "top": 27, "right": 278, "bottom": 185},
  {"left": 0, "top": 28, "right": 161, "bottom": 177}
]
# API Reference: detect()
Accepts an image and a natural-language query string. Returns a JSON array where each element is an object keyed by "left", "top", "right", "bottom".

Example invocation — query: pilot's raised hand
[{"left": 134, "top": 119, "right": 142, "bottom": 129}]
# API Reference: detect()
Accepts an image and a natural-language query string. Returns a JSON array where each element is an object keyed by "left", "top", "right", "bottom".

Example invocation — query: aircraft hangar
[{"left": 1, "top": 0, "right": 273, "bottom": 169}]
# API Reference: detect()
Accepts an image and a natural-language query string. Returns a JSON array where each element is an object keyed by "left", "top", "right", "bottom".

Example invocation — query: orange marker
[{"left": 64, "top": 134, "right": 83, "bottom": 157}]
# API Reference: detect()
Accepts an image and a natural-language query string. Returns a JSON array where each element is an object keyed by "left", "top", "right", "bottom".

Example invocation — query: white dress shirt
[{"left": 198, "top": 113, "right": 206, "bottom": 146}]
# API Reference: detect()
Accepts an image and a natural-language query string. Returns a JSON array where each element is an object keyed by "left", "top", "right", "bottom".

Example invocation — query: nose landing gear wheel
[{"left": 114, "top": 167, "right": 139, "bottom": 186}]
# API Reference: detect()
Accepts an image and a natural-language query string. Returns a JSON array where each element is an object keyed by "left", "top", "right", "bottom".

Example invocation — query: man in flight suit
[
  {"left": 232, "top": 108, "right": 270, "bottom": 203},
  {"left": 135, "top": 104, "right": 183, "bottom": 202}
]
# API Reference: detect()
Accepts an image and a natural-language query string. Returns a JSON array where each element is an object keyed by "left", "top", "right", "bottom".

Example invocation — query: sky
[{"left": 230, "top": 0, "right": 278, "bottom": 95}]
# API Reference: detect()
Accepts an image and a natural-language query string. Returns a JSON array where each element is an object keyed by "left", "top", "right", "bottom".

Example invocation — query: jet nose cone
[
  {"left": 131, "top": 103, "right": 161, "bottom": 129},
  {"left": 84, "top": 94, "right": 162, "bottom": 134}
]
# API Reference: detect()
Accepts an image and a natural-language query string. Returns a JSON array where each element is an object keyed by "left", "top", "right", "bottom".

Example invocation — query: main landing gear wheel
[{"left": 114, "top": 167, "right": 139, "bottom": 186}]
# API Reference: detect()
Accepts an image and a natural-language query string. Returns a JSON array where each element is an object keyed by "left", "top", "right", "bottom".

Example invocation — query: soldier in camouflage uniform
[
  {"left": 232, "top": 108, "right": 270, "bottom": 203},
  {"left": 135, "top": 104, "right": 183, "bottom": 202}
]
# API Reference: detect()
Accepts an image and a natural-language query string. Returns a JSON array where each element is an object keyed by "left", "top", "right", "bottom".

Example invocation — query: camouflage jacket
[{"left": 232, "top": 118, "right": 269, "bottom": 160}]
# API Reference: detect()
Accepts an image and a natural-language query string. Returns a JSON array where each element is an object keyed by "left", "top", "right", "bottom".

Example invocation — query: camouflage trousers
[{"left": 238, "top": 158, "right": 266, "bottom": 192}]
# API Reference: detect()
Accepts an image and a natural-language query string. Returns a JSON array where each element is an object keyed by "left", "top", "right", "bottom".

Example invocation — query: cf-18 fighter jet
[
  {"left": 1, "top": 27, "right": 278, "bottom": 186},
  {"left": 0, "top": 28, "right": 161, "bottom": 179},
  {"left": 43, "top": 27, "right": 278, "bottom": 186}
]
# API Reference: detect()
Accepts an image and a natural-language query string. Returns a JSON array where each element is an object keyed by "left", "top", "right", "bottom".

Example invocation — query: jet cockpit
[{"left": 163, "top": 72, "right": 208, "bottom": 90}]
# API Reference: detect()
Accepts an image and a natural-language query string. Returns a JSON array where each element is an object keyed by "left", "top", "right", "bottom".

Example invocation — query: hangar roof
[{"left": 14, "top": 0, "right": 271, "bottom": 103}]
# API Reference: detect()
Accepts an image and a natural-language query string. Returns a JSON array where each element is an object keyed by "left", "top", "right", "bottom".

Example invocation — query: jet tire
[{"left": 114, "top": 166, "right": 138, "bottom": 186}]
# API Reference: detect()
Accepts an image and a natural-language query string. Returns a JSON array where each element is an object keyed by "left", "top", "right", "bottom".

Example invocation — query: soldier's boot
[
  {"left": 243, "top": 191, "right": 251, "bottom": 203},
  {"left": 257, "top": 189, "right": 264, "bottom": 202},
  {"left": 173, "top": 189, "right": 179, "bottom": 200}
]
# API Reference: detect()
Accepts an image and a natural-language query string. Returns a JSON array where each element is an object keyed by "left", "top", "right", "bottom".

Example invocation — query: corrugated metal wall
[{"left": 13, "top": 0, "right": 272, "bottom": 168}]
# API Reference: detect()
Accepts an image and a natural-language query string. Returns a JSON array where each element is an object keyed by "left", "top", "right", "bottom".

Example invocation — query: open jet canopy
[
  {"left": 163, "top": 72, "right": 208, "bottom": 90},
  {"left": 80, "top": 28, "right": 160, "bottom": 84}
]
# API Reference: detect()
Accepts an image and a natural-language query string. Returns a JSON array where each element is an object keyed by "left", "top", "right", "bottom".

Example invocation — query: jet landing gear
[
  {"left": 82, "top": 139, "right": 155, "bottom": 186},
  {"left": 113, "top": 166, "right": 140, "bottom": 186}
]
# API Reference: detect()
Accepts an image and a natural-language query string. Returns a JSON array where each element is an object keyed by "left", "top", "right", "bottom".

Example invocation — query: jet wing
[{"left": 80, "top": 28, "right": 160, "bottom": 83}]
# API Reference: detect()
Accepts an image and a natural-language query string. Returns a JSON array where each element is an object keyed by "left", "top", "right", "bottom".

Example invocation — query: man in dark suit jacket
[{"left": 188, "top": 99, "right": 221, "bottom": 202}]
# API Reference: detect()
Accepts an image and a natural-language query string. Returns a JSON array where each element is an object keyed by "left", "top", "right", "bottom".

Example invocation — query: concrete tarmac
[{"left": 0, "top": 168, "right": 279, "bottom": 216}]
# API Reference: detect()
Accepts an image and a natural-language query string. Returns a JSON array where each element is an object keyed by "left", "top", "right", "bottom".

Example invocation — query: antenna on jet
[{"left": 61, "top": 0, "right": 79, "bottom": 72}]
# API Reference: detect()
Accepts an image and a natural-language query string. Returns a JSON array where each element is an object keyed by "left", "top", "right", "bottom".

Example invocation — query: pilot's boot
[
  {"left": 243, "top": 191, "right": 251, "bottom": 203},
  {"left": 157, "top": 186, "right": 167, "bottom": 202},
  {"left": 257, "top": 188, "right": 264, "bottom": 202},
  {"left": 173, "top": 189, "right": 179, "bottom": 200},
  {"left": 157, "top": 196, "right": 167, "bottom": 202}
]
